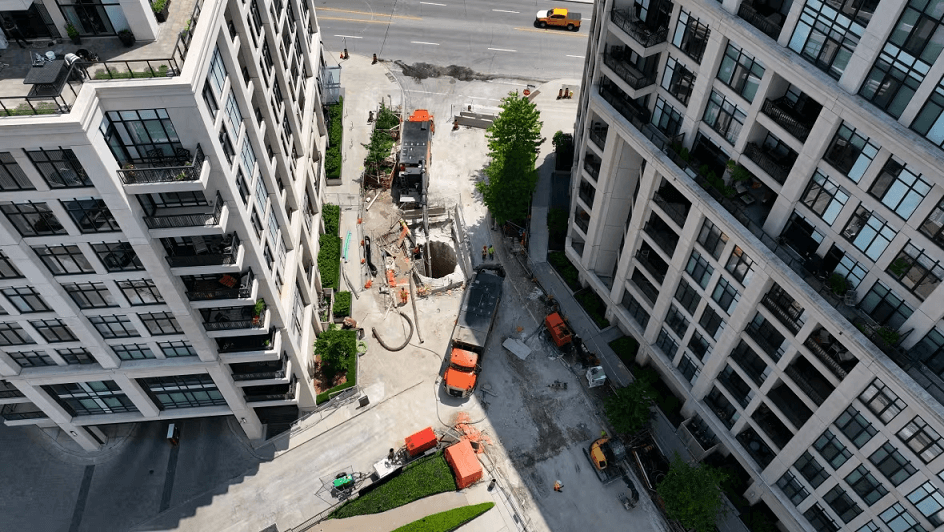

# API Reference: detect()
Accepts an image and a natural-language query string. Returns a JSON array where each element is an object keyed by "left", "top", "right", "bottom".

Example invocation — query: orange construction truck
[
  {"left": 442, "top": 266, "right": 504, "bottom": 398},
  {"left": 535, "top": 8, "right": 582, "bottom": 31}
]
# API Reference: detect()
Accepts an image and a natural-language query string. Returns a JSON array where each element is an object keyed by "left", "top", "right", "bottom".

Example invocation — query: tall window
[
  {"left": 699, "top": 306, "right": 724, "bottom": 339},
  {"left": 814, "top": 429, "right": 852, "bottom": 469},
  {"left": 661, "top": 55, "right": 694, "bottom": 105},
  {"left": 860, "top": 281, "right": 914, "bottom": 328},
  {"left": 880, "top": 502, "right": 927, "bottom": 532},
  {"left": 911, "top": 76, "right": 944, "bottom": 149},
  {"left": 674, "top": 278, "right": 700, "bottom": 314},
  {"left": 835, "top": 406, "right": 877, "bottom": 448},
  {"left": 778, "top": 471, "right": 809, "bottom": 506},
  {"left": 824, "top": 484, "right": 862, "bottom": 524},
  {"left": 696, "top": 219, "right": 728, "bottom": 259},
  {"left": 91, "top": 242, "right": 144, "bottom": 272},
  {"left": 2, "top": 287, "right": 50, "bottom": 313},
  {"left": 672, "top": 9, "right": 710, "bottom": 62},
  {"left": 0, "top": 152, "right": 33, "bottom": 191},
  {"left": 886, "top": 242, "right": 943, "bottom": 300},
  {"left": 686, "top": 250, "right": 714, "bottom": 288},
  {"left": 789, "top": 0, "right": 867, "bottom": 79},
  {"left": 711, "top": 277, "right": 739, "bottom": 314},
  {"left": 0, "top": 251, "right": 22, "bottom": 279},
  {"left": 869, "top": 158, "right": 931, "bottom": 220},
  {"left": 676, "top": 353, "right": 700, "bottom": 384},
  {"left": 30, "top": 319, "right": 76, "bottom": 343},
  {"left": 224, "top": 91, "right": 242, "bottom": 140},
  {"left": 845, "top": 465, "right": 888, "bottom": 506},
  {"left": 665, "top": 304, "right": 690, "bottom": 338},
  {"left": 860, "top": 378, "right": 906, "bottom": 424},
  {"left": 33, "top": 245, "right": 95, "bottom": 275},
  {"left": 869, "top": 442, "right": 917, "bottom": 486},
  {"left": 833, "top": 252, "right": 868, "bottom": 289},
  {"left": 88, "top": 315, "right": 139, "bottom": 339},
  {"left": 725, "top": 246, "right": 753, "bottom": 285},
  {"left": 823, "top": 123, "right": 879, "bottom": 183},
  {"left": 897, "top": 416, "right": 944, "bottom": 464},
  {"left": 100, "top": 110, "right": 182, "bottom": 165},
  {"left": 703, "top": 90, "right": 746, "bottom": 145},
  {"left": 795, "top": 451, "right": 829, "bottom": 488},
  {"left": 655, "top": 328, "right": 679, "bottom": 358},
  {"left": 139, "top": 374, "right": 227, "bottom": 409},
  {"left": 0, "top": 202, "right": 66, "bottom": 236},
  {"left": 842, "top": 206, "right": 897, "bottom": 261},
  {"left": 907, "top": 482, "right": 944, "bottom": 526},
  {"left": 717, "top": 42, "right": 765, "bottom": 102},
  {"left": 241, "top": 138, "right": 257, "bottom": 178},
  {"left": 25, "top": 148, "right": 91, "bottom": 188},
  {"left": 802, "top": 171, "right": 849, "bottom": 225},
  {"left": 139, "top": 312, "right": 182, "bottom": 335},
  {"left": 688, "top": 330, "right": 711, "bottom": 360},
  {"left": 208, "top": 47, "right": 227, "bottom": 94},
  {"left": 117, "top": 279, "right": 164, "bottom": 306},
  {"left": 44, "top": 381, "right": 138, "bottom": 416},
  {"left": 651, "top": 97, "right": 683, "bottom": 136},
  {"left": 914, "top": 326, "right": 944, "bottom": 375}
]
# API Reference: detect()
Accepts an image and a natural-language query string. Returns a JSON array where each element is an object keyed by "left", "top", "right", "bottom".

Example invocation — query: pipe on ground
[
  {"left": 409, "top": 274, "right": 424, "bottom": 343},
  {"left": 371, "top": 311, "right": 414, "bottom": 351}
]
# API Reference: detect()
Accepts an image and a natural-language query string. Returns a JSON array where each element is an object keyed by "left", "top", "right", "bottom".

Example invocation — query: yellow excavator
[{"left": 587, "top": 436, "right": 639, "bottom": 508}]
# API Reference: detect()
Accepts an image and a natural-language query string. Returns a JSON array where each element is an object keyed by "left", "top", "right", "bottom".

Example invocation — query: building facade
[
  {"left": 571, "top": 0, "right": 944, "bottom": 530},
  {"left": 0, "top": 0, "right": 332, "bottom": 450}
]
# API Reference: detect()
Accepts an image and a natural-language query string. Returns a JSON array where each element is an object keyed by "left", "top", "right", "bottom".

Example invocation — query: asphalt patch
[{"left": 394, "top": 61, "right": 496, "bottom": 82}]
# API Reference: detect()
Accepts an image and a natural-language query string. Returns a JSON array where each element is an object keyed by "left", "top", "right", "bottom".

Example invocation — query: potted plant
[
  {"left": 118, "top": 28, "right": 135, "bottom": 47},
  {"left": 152, "top": 0, "right": 171, "bottom": 23},
  {"left": 252, "top": 298, "right": 267, "bottom": 325},
  {"left": 180, "top": 19, "right": 192, "bottom": 39},
  {"left": 875, "top": 326, "right": 900, "bottom": 347},
  {"left": 121, "top": 163, "right": 137, "bottom": 183},
  {"left": 829, "top": 273, "right": 848, "bottom": 296},
  {"left": 66, "top": 23, "right": 81, "bottom": 44}
]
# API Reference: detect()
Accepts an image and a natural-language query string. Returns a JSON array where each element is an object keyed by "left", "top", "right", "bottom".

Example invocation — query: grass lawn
[
  {"left": 329, "top": 452, "right": 457, "bottom": 519},
  {"left": 392, "top": 503, "right": 495, "bottom": 532},
  {"left": 575, "top": 289, "right": 609, "bottom": 329},
  {"left": 547, "top": 251, "right": 580, "bottom": 291},
  {"left": 608, "top": 336, "right": 639, "bottom": 367}
]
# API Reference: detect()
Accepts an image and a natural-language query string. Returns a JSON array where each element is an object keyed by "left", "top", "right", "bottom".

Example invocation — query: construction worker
[
  {"left": 488, "top": 245, "right": 495, "bottom": 260},
  {"left": 400, "top": 287, "right": 409, "bottom": 306},
  {"left": 553, "top": 480, "right": 563, "bottom": 492},
  {"left": 482, "top": 245, "right": 487, "bottom": 261}
]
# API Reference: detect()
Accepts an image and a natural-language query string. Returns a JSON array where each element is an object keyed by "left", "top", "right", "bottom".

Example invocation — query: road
[{"left": 316, "top": 0, "right": 591, "bottom": 80}]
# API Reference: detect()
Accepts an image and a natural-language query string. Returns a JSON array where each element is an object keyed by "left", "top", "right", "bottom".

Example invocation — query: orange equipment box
[
  {"left": 405, "top": 426, "right": 437, "bottom": 457},
  {"left": 445, "top": 440, "right": 483, "bottom": 489},
  {"left": 545, "top": 312, "right": 573, "bottom": 348}
]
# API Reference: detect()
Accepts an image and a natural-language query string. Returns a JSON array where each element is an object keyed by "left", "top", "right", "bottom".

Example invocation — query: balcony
[
  {"left": 201, "top": 304, "right": 267, "bottom": 332},
  {"left": 589, "top": 122, "right": 608, "bottom": 149},
  {"left": 653, "top": 182, "right": 691, "bottom": 228},
  {"left": 718, "top": 365, "right": 753, "bottom": 408},
  {"left": 643, "top": 215, "right": 679, "bottom": 257},
  {"left": 761, "top": 97, "right": 819, "bottom": 142},
  {"left": 244, "top": 376, "right": 297, "bottom": 403},
  {"left": 745, "top": 320, "right": 785, "bottom": 362},
  {"left": 731, "top": 341, "right": 770, "bottom": 386},
  {"left": 705, "top": 386, "right": 739, "bottom": 429},
  {"left": 767, "top": 381, "right": 812, "bottom": 429},
  {"left": 117, "top": 144, "right": 206, "bottom": 184},
  {"left": 636, "top": 244, "right": 669, "bottom": 284},
  {"left": 631, "top": 269, "right": 660, "bottom": 306},
  {"left": 761, "top": 286, "right": 804, "bottom": 334},
  {"left": 231, "top": 354, "right": 288, "bottom": 382},
  {"left": 610, "top": 8, "right": 668, "bottom": 48},
  {"left": 144, "top": 190, "right": 223, "bottom": 229},
  {"left": 598, "top": 79, "right": 650, "bottom": 129},
  {"left": 0, "top": 381, "right": 24, "bottom": 399},
  {"left": 684, "top": 416, "right": 718, "bottom": 452},
  {"left": 744, "top": 142, "right": 795, "bottom": 185},
  {"left": 737, "top": 1, "right": 784, "bottom": 40},
  {"left": 737, "top": 427, "right": 775, "bottom": 469},
  {"left": 785, "top": 356, "right": 834, "bottom": 406},
  {"left": 752, "top": 403, "right": 794, "bottom": 449},
  {"left": 184, "top": 269, "right": 255, "bottom": 301},
  {"left": 602, "top": 48, "right": 657, "bottom": 91},
  {"left": 1, "top": 403, "right": 47, "bottom": 422},
  {"left": 583, "top": 153, "right": 601, "bottom": 180},
  {"left": 804, "top": 329, "right": 857, "bottom": 380},
  {"left": 164, "top": 233, "right": 240, "bottom": 268},
  {"left": 217, "top": 328, "right": 277, "bottom": 354}
]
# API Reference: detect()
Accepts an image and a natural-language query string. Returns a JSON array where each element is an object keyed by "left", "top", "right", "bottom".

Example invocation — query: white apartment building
[
  {"left": 571, "top": 0, "right": 944, "bottom": 530},
  {"left": 0, "top": 0, "right": 332, "bottom": 450}
]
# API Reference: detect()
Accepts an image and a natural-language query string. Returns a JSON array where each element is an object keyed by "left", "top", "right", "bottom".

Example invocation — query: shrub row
[
  {"left": 315, "top": 327, "right": 357, "bottom": 404},
  {"left": 323, "top": 203, "right": 340, "bottom": 236},
  {"left": 333, "top": 291, "right": 351, "bottom": 318},
  {"left": 392, "top": 503, "right": 495, "bottom": 532},
  {"left": 326, "top": 98, "right": 344, "bottom": 179},
  {"left": 547, "top": 251, "right": 580, "bottom": 291},
  {"left": 575, "top": 289, "right": 609, "bottom": 329},
  {"left": 318, "top": 234, "right": 341, "bottom": 290}
]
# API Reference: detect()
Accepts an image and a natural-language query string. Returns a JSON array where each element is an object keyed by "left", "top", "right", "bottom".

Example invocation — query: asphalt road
[{"left": 316, "top": 0, "right": 592, "bottom": 80}]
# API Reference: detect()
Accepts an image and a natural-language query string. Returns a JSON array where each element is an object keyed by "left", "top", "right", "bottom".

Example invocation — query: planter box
[
  {"left": 153, "top": 0, "right": 170, "bottom": 22},
  {"left": 325, "top": 177, "right": 342, "bottom": 186}
]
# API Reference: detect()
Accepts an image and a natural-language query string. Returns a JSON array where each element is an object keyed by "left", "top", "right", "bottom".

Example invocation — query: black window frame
[
  {"left": 777, "top": 471, "right": 809, "bottom": 506},
  {"left": 886, "top": 241, "right": 943, "bottom": 301},
  {"left": 0, "top": 251, "right": 22, "bottom": 279},
  {"left": 703, "top": 90, "right": 746, "bottom": 145},
  {"left": 795, "top": 451, "right": 829, "bottom": 488},
  {"left": 8, "top": 349, "right": 54, "bottom": 367},
  {"left": 29, "top": 319, "right": 76, "bottom": 343},
  {"left": 788, "top": 0, "right": 866, "bottom": 79},
  {"left": 688, "top": 330, "right": 711, "bottom": 361},
  {"left": 112, "top": 343, "right": 155, "bottom": 360},
  {"left": 0, "top": 151, "right": 33, "bottom": 191},
  {"left": 57, "top": 347, "right": 95, "bottom": 365},
  {"left": 699, "top": 305, "right": 724, "bottom": 339},
  {"left": 869, "top": 157, "right": 931, "bottom": 221},
  {"left": 139, "top": 312, "right": 182, "bottom": 336},
  {"left": 665, "top": 304, "right": 690, "bottom": 338},
  {"left": 116, "top": 279, "right": 164, "bottom": 306},
  {"left": 0, "top": 322, "right": 33, "bottom": 345},
  {"left": 880, "top": 502, "right": 927, "bottom": 532},
  {"left": 676, "top": 352, "right": 700, "bottom": 384},
  {"left": 661, "top": 55, "right": 695, "bottom": 105},
  {"left": 158, "top": 340, "right": 197, "bottom": 357},
  {"left": 60, "top": 198, "right": 120, "bottom": 233},
  {"left": 835, "top": 406, "right": 878, "bottom": 448},
  {"left": 139, "top": 374, "right": 227, "bottom": 409},
  {"left": 724, "top": 246, "right": 753, "bottom": 285},
  {"left": 91, "top": 242, "right": 144, "bottom": 272},
  {"left": 845, "top": 464, "right": 888, "bottom": 507},
  {"left": 801, "top": 171, "right": 849, "bottom": 226},
  {"left": 860, "top": 378, "right": 906, "bottom": 424},
  {"left": 88, "top": 315, "right": 140, "bottom": 339},
  {"left": 711, "top": 277, "right": 739, "bottom": 314},
  {"left": 25, "top": 148, "right": 91, "bottom": 188},
  {"left": 62, "top": 282, "right": 117, "bottom": 309},
  {"left": 814, "top": 429, "right": 852, "bottom": 470},
  {"left": 824, "top": 484, "right": 863, "bottom": 524},
  {"left": 655, "top": 327, "right": 679, "bottom": 359},
  {"left": 686, "top": 249, "right": 714, "bottom": 288},
  {"left": 672, "top": 9, "right": 710, "bottom": 62},
  {"left": 897, "top": 416, "right": 944, "bottom": 464},
  {"left": 696, "top": 219, "right": 728, "bottom": 259},
  {"left": 823, "top": 122, "right": 879, "bottom": 183},
  {"left": 1, "top": 286, "right": 50, "bottom": 313},
  {"left": 716, "top": 41, "right": 765, "bottom": 102},
  {"left": 44, "top": 380, "right": 138, "bottom": 416},
  {"left": 907, "top": 481, "right": 944, "bottom": 527},
  {"left": 674, "top": 278, "right": 700, "bottom": 314},
  {"left": 0, "top": 201, "right": 67, "bottom": 236},
  {"left": 869, "top": 442, "right": 917, "bottom": 486},
  {"left": 842, "top": 205, "right": 898, "bottom": 262}
]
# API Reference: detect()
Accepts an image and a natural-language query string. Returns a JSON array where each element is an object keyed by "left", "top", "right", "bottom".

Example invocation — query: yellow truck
[{"left": 535, "top": 8, "right": 582, "bottom": 31}]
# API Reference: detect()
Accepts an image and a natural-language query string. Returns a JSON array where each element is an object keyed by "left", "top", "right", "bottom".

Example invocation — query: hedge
[
  {"left": 329, "top": 452, "right": 457, "bottom": 519},
  {"left": 315, "top": 327, "right": 357, "bottom": 404},
  {"left": 326, "top": 97, "right": 344, "bottom": 180},
  {"left": 319, "top": 234, "right": 341, "bottom": 290},
  {"left": 323, "top": 203, "right": 340, "bottom": 236},
  {"left": 333, "top": 291, "right": 351, "bottom": 318},
  {"left": 608, "top": 336, "right": 639, "bottom": 367},
  {"left": 392, "top": 503, "right": 495, "bottom": 532},
  {"left": 548, "top": 251, "right": 580, "bottom": 291},
  {"left": 575, "top": 289, "right": 609, "bottom": 329}
]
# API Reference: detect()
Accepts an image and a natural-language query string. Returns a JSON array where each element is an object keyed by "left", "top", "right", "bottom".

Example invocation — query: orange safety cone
[
  {"left": 523, "top": 89, "right": 531, "bottom": 96},
  {"left": 453, "top": 119, "right": 459, "bottom": 131},
  {"left": 344, "top": 48, "right": 349, "bottom": 59},
  {"left": 557, "top": 89, "right": 563, "bottom": 99},
  {"left": 365, "top": 280, "right": 373, "bottom": 289},
  {"left": 372, "top": 53, "right": 378, "bottom": 64}
]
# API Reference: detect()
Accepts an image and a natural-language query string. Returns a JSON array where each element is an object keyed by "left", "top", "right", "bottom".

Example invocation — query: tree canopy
[
  {"left": 603, "top": 378, "right": 653, "bottom": 435},
  {"left": 656, "top": 452, "right": 729, "bottom": 532},
  {"left": 476, "top": 92, "right": 543, "bottom": 224}
]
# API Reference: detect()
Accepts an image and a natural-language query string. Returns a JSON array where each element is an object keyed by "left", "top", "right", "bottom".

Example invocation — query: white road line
[
  {"left": 488, "top": 47, "right": 516, "bottom": 52},
  {"left": 419, "top": 1, "right": 446, "bottom": 5},
  {"left": 493, "top": 9, "right": 519, "bottom": 13},
  {"left": 334, "top": 35, "right": 363, "bottom": 39},
  {"left": 468, "top": 96, "right": 502, "bottom": 101},
  {"left": 403, "top": 90, "right": 448, "bottom": 95},
  {"left": 411, "top": 41, "right": 440, "bottom": 45},
  {"left": 566, "top": 54, "right": 585, "bottom": 59}
]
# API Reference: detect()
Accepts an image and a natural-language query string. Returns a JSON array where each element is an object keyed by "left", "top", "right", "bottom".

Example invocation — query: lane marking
[
  {"left": 493, "top": 9, "right": 519, "bottom": 13},
  {"left": 318, "top": 6, "right": 423, "bottom": 20},
  {"left": 420, "top": 1, "right": 447, "bottom": 5},
  {"left": 334, "top": 34, "right": 363, "bottom": 39},
  {"left": 513, "top": 26, "right": 587, "bottom": 37},
  {"left": 404, "top": 90, "right": 448, "bottom": 95},
  {"left": 320, "top": 16, "right": 395, "bottom": 24},
  {"left": 488, "top": 47, "right": 517, "bottom": 52},
  {"left": 411, "top": 41, "right": 440, "bottom": 45},
  {"left": 566, "top": 54, "right": 585, "bottom": 58}
]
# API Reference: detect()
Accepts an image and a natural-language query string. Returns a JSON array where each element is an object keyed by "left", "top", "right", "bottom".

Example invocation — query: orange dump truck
[{"left": 442, "top": 267, "right": 504, "bottom": 398}]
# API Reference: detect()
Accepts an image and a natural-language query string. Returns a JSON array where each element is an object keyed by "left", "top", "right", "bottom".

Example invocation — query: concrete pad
[{"left": 503, "top": 338, "right": 532, "bottom": 361}]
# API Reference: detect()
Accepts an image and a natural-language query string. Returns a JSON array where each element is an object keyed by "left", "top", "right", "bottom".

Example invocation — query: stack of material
[{"left": 444, "top": 440, "right": 483, "bottom": 489}]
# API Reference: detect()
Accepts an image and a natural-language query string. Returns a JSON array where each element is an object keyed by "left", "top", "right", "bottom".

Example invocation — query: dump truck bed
[{"left": 452, "top": 270, "right": 503, "bottom": 351}]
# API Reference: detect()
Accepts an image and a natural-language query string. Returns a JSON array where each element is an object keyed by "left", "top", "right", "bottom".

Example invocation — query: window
[
  {"left": 116, "top": 279, "right": 164, "bottom": 306},
  {"left": 99, "top": 110, "right": 182, "bottom": 165},
  {"left": 58, "top": 348, "right": 95, "bottom": 365},
  {"left": 661, "top": 55, "right": 694, "bottom": 105},
  {"left": 673, "top": 10, "right": 710, "bottom": 62},
  {"left": 783, "top": 211, "right": 825, "bottom": 255},
  {"left": 835, "top": 406, "right": 878, "bottom": 448},
  {"left": 112, "top": 343, "right": 155, "bottom": 360},
  {"left": 870, "top": 158, "right": 931, "bottom": 220},
  {"left": 30, "top": 319, "right": 76, "bottom": 343},
  {"left": 834, "top": 252, "right": 869, "bottom": 289},
  {"left": 61, "top": 198, "right": 119, "bottom": 233},
  {"left": 44, "top": 380, "right": 138, "bottom": 416},
  {"left": 224, "top": 91, "right": 242, "bottom": 139},
  {"left": 911, "top": 76, "right": 944, "bottom": 149},
  {"left": 665, "top": 304, "right": 690, "bottom": 338},
  {"left": 677, "top": 353, "right": 700, "bottom": 384},
  {"left": 254, "top": 175, "right": 268, "bottom": 213},
  {"left": 201, "top": 83, "right": 218, "bottom": 117},
  {"left": 703, "top": 90, "right": 746, "bottom": 145},
  {"left": 915, "top": 326, "right": 944, "bottom": 376},
  {"left": 860, "top": 281, "right": 914, "bottom": 329},
  {"left": 219, "top": 130, "right": 235, "bottom": 165},
  {"left": 241, "top": 138, "right": 257, "bottom": 178},
  {"left": 159, "top": 341, "right": 197, "bottom": 357},
  {"left": 886, "top": 242, "right": 943, "bottom": 301},
  {"left": 870, "top": 442, "right": 917, "bottom": 486},
  {"left": 789, "top": 0, "right": 866, "bottom": 79},
  {"left": 91, "top": 242, "right": 143, "bottom": 272},
  {"left": 25, "top": 148, "right": 90, "bottom": 188},
  {"left": 697, "top": 219, "right": 728, "bottom": 259},
  {"left": 795, "top": 451, "right": 829, "bottom": 488},
  {"left": 920, "top": 196, "right": 944, "bottom": 250},
  {"left": 139, "top": 374, "right": 227, "bottom": 409},
  {"left": 824, "top": 484, "right": 863, "bottom": 523},
  {"left": 815, "top": 429, "right": 852, "bottom": 470},
  {"left": 88, "top": 315, "right": 139, "bottom": 339},
  {"left": 674, "top": 279, "right": 700, "bottom": 314},
  {"left": 804, "top": 503, "right": 840, "bottom": 532},
  {"left": 725, "top": 246, "right": 753, "bottom": 285},
  {"left": 861, "top": 378, "right": 906, "bottom": 424},
  {"left": 699, "top": 306, "right": 724, "bottom": 339},
  {"left": 802, "top": 172, "right": 849, "bottom": 225},
  {"left": 9, "top": 350, "right": 54, "bottom": 367},
  {"left": 267, "top": 210, "right": 280, "bottom": 243},
  {"left": 907, "top": 481, "right": 944, "bottom": 526},
  {"left": 0, "top": 202, "right": 66, "bottom": 236},
  {"left": 651, "top": 97, "right": 683, "bottom": 136},
  {"left": 824, "top": 123, "right": 879, "bottom": 182},
  {"left": 711, "top": 277, "right": 739, "bottom": 314},
  {"left": 718, "top": 364, "right": 751, "bottom": 407},
  {"left": 655, "top": 328, "right": 679, "bottom": 359},
  {"left": 686, "top": 250, "right": 714, "bottom": 288},
  {"left": 846, "top": 465, "right": 888, "bottom": 506},
  {"left": 2, "top": 287, "right": 50, "bottom": 313},
  {"left": 746, "top": 313, "right": 785, "bottom": 361},
  {"left": 139, "top": 312, "right": 182, "bottom": 335},
  {"left": 843, "top": 206, "right": 897, "bottom": 261},
  {"left": 717, "top": 42, "right": 765, "bottom": 102},
  {"left": 778, "top": 472, "right": 809, "bottom": 506},
  {"left": 857, "top": 521, "right": 881, "bottom": 532},
  {"left": 63, "top": 283, "right": 116, "bottom": 309},
  {"left": 621, "top": 290, "right": 651, "bottom": 329},
  {"left": 0, "top": 251, "right": 22, "bottom": 279},
  {"left": 0, "top": 152, "right": 32, "bottom": 191},
  {"left": 208, "top": 47, "right": 227, "bottom": 95},
  {"left": 880, "top": 502, "right": 928, "bottom": 532},
  {"left": 0, "top": 323, "right": 33, "bottom": 345},
  {"left": 688, "top": 331, "right": 711, "bottom": 361},
  {"left": 897, "top": 416, "right": 944, "bottom": 464}
]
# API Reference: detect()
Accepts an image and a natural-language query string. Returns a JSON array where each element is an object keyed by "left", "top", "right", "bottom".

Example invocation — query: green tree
[
  {"left": 657, "top": 453, "right": 729, "bottom": 532},
  {"left": 476, "top": 92, "right": 543, "bottom": 224},
  {"left": 603, "top": 379, "right": 653, "bottom": 435}
]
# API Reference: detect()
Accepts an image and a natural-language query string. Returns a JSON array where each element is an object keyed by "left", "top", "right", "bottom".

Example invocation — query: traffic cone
[
  {"left": 557, "top": 89, "right": 563, "bottom": 99},
  {"left": 453, "top": 119, "right": 459, "bottom": 131},
  {"left": 372, "top": 53, "right": 378, "bottom": 64},
  {"left": 344, "top": 48, "right": 349, "bottom": 59}
]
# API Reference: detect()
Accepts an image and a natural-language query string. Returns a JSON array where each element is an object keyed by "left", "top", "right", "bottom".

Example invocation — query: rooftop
[{"left": 0, "top": 0, "right": 202, "bottom": 117}]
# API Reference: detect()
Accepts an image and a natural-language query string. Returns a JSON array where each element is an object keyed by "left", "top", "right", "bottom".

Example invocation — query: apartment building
[
  {"left": 0, "top": 0, "right": 332, "bottom": 450},
  {"left": 570, "top": 0, "right": 944, "bottom": 529}
]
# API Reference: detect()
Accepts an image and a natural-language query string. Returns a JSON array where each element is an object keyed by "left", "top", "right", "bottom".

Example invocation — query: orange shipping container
[
  {"left": 405, "top": 427, "right": 437, "bottom": 457},
  {"left": 445, "top": 440, "right": 483, "bottom": 489}
]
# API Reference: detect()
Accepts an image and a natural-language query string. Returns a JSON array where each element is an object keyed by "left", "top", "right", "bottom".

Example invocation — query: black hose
[{"left": 372, "top": 311, "right": 414, "bottom": 351}]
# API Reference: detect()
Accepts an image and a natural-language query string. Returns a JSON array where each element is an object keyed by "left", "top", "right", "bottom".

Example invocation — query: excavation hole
[{"left": 427, "top": 241, "right": 457, "bottom": 278}]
